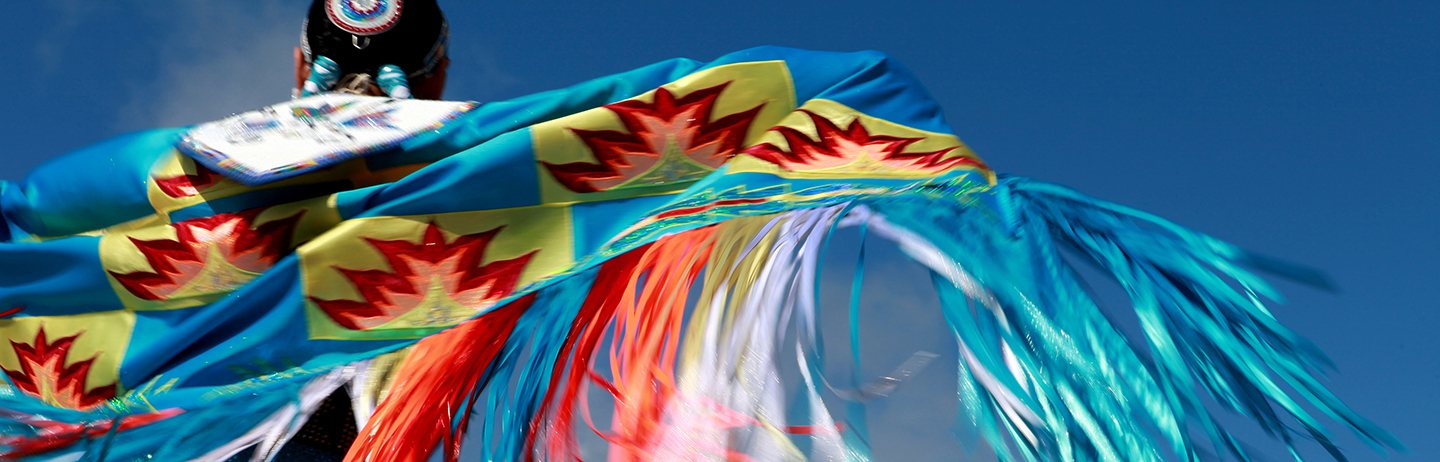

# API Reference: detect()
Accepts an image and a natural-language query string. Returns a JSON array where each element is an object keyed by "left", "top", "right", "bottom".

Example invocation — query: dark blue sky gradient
[{"left": 1, "top": 2, "right": 1435, "bottom": 461}]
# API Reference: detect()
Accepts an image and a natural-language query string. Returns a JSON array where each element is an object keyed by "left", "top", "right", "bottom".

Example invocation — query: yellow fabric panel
[
  {"left": 300, "top": 203, "right": 574, "bottom": 340},
  {"left": 729, "top": 99, "right": 994, "bottom": 183},
  {"left": 146, "top": 152, "right": 429, "bottom": 220},
  {"left": 0, "top": 310, "right": 135, "bottom": 410},
  {"left": 533, "top": 61, "right": 798, "bottom": 204},
  {"left": 100, "top": 196, "right": 342, "bottom": 311}
]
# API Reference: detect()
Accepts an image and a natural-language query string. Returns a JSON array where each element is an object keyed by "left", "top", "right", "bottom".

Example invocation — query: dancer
[
  {"left": 0, "top": 1, "right": 1398, "bottom": 461},
  {"left": 294, "top": 0, "right": 449, "bottom": 100}
]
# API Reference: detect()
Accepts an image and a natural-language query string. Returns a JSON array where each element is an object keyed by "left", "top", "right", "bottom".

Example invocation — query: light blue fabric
[
  {"left": 1, "top": 128, "right": 182, "bottom": 239},
  {"left": 0, "top": 47, "right": 1395, "bottom": 461}
]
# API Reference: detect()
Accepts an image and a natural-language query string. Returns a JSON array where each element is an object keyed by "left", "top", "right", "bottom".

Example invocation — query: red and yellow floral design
[
  {"left": 532, "top": 61, "right": 797, "bottom": 204},
  {"left": 1, "top": 328, "right": 115, "bottom": 410},
  {"left": 301, "top": 205, "right": 572, "bottom": 340},
  {"left": 147, "top": 154, "right": 237, "bottom": 216},
  {"left": 745, "top": 110, "right": 986, "bottom": 174},
  {"left": 310, "top": 223, "right": 535, "bottom": 331},
  {"left": 542, "top": 83, "right": 764, "bottom": 193},
  {"left": 145, "top": 152, "right": 365, "bottom": 221},
  {"left": 730, "top": 99, "right": 990, "bottom": 181},
  {"left": 102, "top": 198, "right": 340, "bottom": 311},
  {"left": 154, "top": 164, "right": 220, "bottom": 199},
  {"left": 108, "top": 209, "right": 303, "bottom": 301},
  {"left": 0, "top": 312, "right": 133, "bottom": 411}
]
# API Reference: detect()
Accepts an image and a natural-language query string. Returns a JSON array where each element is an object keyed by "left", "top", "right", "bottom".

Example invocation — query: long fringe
[
  {"left": 327, "top": 179, "right": 1395, "bottom": 462},
  {"left": 1006, "top": 178, "right": 1399, "bottom": 460},
  {"left": 344, "top": 294, "right": 532, "bottom": 462},
  {"left": 530, "top": 226, "right": 717, "bottom": 462}
]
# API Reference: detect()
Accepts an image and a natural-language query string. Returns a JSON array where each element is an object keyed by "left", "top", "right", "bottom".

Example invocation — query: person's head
[{"left": 295, "top": 0, "right": 450, "bottom": 99}]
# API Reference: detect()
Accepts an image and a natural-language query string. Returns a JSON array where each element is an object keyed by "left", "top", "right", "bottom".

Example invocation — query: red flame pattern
[
  {"left": 109, "top": 209, "right": 304, "bottom": 301},
  {"left": 1, "top": 328, "right": 115, "bottom": 410},
  {"left": 542, "top": 82, "right": 764, "bottom": 193},
  {"left": 154, "top": 165, "right": 220, "bottom": 198},
  {"left": 744, "top": 110, "right": 986, "bottom": 173},
  {"left": 311, "top": 223, "right": 536, "bottom": 330}
]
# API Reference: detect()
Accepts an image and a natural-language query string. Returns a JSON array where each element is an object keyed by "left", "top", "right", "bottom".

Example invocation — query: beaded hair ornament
[{"left": 300, "top": 0, "right": 448, "bottom": 98}]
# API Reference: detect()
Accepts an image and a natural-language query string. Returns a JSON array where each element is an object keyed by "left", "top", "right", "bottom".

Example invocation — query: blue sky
[{"left": 1, "top": 2, "right": 1436, "bottom": 461}]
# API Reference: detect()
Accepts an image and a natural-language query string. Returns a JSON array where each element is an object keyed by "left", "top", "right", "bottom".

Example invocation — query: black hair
[{"left": 302, "top": 0, "right": 447, "bottom": 78}]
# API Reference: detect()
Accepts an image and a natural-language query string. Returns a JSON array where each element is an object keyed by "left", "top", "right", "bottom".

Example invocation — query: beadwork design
[{"left": 325, "top": 0, "right": 404, "bottom": 36}]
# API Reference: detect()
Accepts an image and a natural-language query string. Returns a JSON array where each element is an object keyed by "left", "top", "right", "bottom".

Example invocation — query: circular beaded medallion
[{"left": 325, "top": 0, "right": 404, "bottom": 36}]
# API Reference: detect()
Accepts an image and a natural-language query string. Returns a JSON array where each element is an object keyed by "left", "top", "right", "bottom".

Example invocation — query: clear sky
[{"left": 1, "top": 2, "right": 1436, "bottom": 461}]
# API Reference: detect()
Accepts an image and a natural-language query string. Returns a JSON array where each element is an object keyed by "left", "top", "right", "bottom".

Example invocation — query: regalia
[{"left": 0, "top": 47, "right": 1396, "bottom": 462}]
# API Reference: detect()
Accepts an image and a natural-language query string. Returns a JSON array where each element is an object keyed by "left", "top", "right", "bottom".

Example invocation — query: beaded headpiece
[
  {"left": 301, "top": 0, "right": 448, "bottom": 80},
  {"left": 325, "top": 0, "right": 404, "bottom": 36}
]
